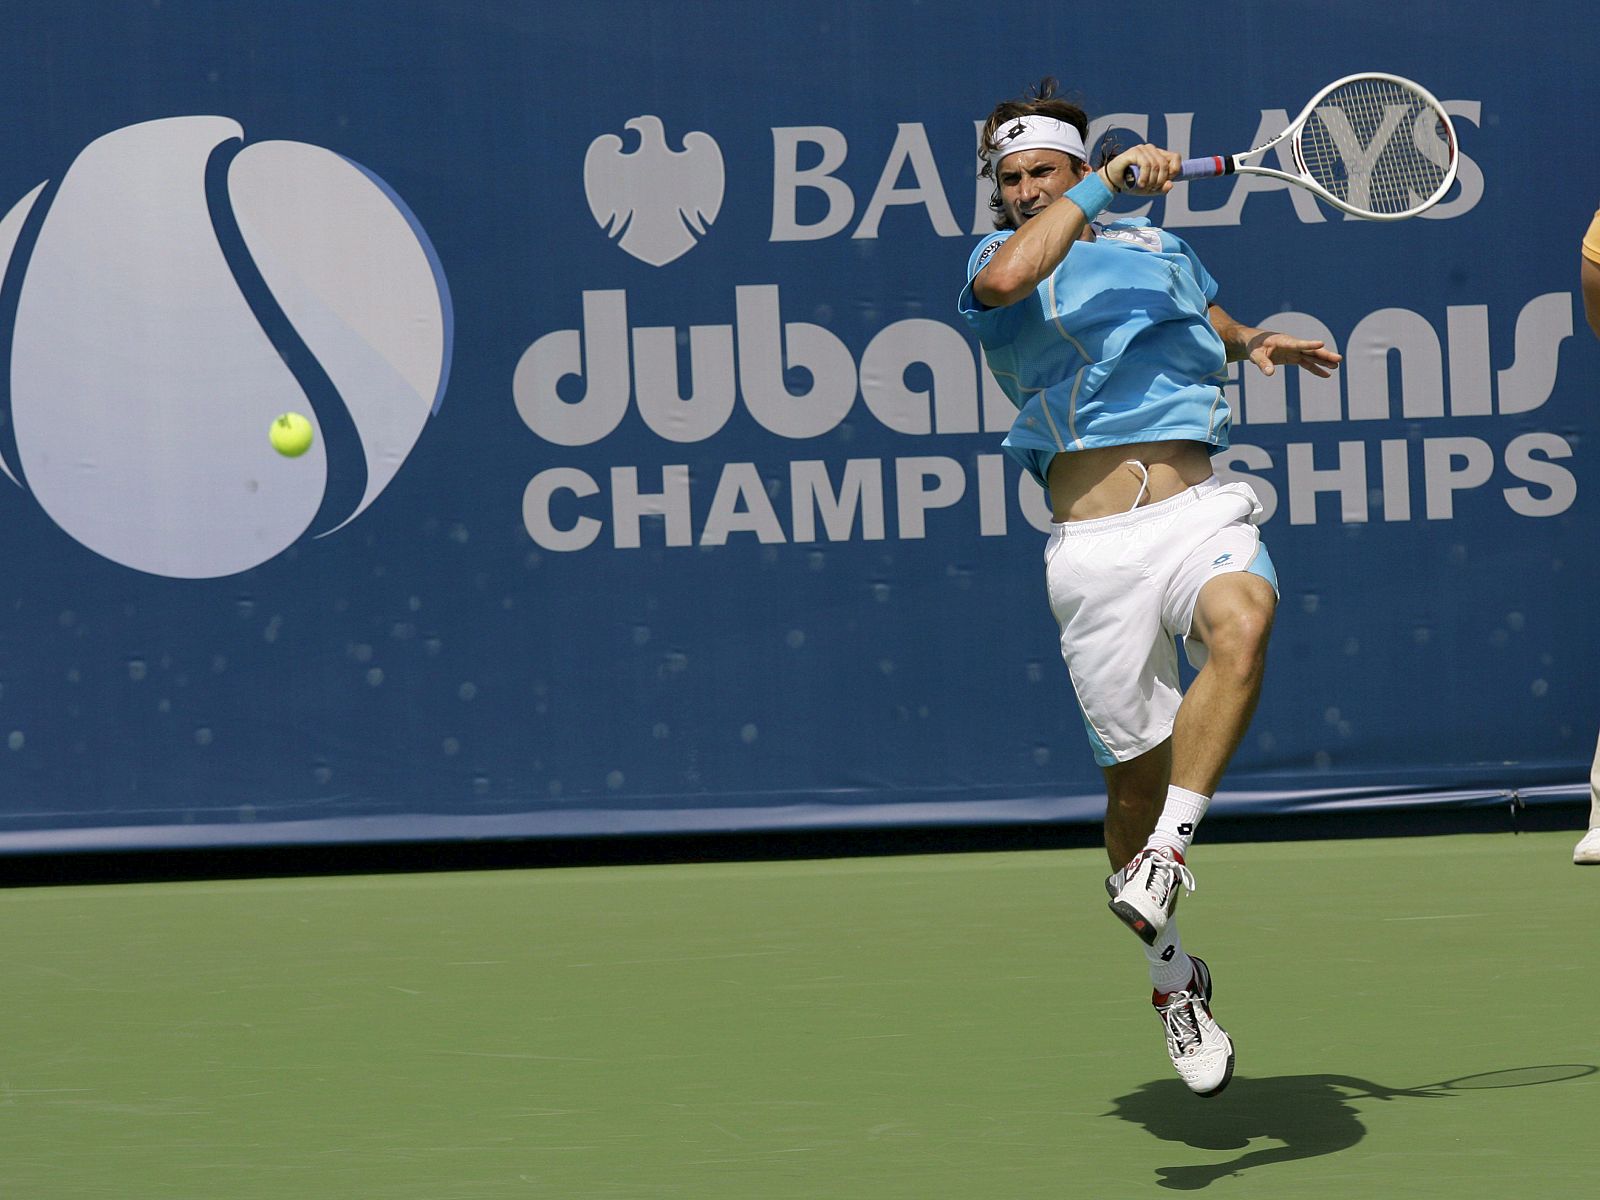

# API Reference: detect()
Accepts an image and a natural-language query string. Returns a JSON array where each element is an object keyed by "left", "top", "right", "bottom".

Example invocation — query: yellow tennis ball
[{"left": 269, "top": 412, "right": 314, "bottom": 457}]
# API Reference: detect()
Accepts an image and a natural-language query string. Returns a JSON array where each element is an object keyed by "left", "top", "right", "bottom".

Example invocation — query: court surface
[{"left": 3, "top": 828, "right": 1592, "bottom": 1198}]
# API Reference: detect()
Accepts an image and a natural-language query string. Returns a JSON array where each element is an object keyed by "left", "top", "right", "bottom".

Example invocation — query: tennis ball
[{"left": 269, "top": 412, "right": 314, "bottom": 457}]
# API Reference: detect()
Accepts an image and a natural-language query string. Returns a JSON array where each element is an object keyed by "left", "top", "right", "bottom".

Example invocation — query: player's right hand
[{"left": 1105, "top": 144, "right": 1181, "bottom": 195}]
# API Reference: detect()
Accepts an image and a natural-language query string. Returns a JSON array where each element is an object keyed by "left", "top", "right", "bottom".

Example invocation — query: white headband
[{"left": 986, "top": 115, "right": 1087, "bottom": 172}]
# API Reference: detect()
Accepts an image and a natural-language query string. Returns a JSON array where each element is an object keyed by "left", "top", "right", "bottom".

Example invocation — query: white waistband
[{"left": 1049, "top": 476, "right": 1223, "bottom": 539}]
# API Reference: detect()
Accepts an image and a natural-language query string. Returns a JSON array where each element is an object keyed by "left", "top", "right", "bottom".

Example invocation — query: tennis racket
[{"left": 1125, "top": 72, "right": 1458, "bottom": 221}]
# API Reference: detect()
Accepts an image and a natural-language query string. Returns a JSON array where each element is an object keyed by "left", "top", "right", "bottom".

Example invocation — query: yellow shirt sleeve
[{"left": 1584, "top": 209, "right": 1600, "bottom": 264}]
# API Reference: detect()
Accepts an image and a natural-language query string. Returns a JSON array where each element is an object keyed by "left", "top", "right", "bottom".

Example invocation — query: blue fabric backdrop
[{"left": 0, "top": 1, "right": 1594, "bottom": 851}]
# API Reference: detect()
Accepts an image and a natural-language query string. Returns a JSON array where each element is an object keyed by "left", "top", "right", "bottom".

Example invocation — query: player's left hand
[{"left": 1245, "top": 331, "right": 1343, "bottom": 378}]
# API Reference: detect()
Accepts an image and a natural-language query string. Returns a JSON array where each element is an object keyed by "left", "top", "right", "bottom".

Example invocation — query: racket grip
[{"left": 1122, "top": 156, "right": 1233, "bottom": 187}]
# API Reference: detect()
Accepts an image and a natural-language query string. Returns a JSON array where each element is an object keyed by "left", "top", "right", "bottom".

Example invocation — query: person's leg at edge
[
  {"left": 1575, "top": 732, "right": 1600, "bottom": 863},
  {"left": 1591, "top": 734, "right": 1599, "bottom": 830}
]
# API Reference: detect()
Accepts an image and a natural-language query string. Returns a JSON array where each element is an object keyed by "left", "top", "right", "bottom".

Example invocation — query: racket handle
[{"left": 1123, "top": 156, "right": 1234, "bottom": 188}]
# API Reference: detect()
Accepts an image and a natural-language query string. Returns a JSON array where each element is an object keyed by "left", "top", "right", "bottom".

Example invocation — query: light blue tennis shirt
[{"left": 958, "top": 217, "right": 1231, "bottom": 488}]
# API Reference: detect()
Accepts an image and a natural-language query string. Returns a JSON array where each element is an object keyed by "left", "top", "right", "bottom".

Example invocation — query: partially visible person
[
  {"left": 1582, "top": 206, "right": 1600, "bottom": 339},
  {"left": 1576, "top": 205, "right": 1600, "bottom": 866}
]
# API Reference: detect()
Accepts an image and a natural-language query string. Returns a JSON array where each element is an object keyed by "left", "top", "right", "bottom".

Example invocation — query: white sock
[
  {"left": 1144, "top": 785, "right": 1210, "bottom": 859},
  {"left": 1146, "top": 916, "right": 1194, "bottom": 996}
]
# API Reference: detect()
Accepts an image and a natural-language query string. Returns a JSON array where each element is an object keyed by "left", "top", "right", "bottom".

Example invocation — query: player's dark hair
[{"left": 978, "top": 78, "right": 1123, "bottom": 230}]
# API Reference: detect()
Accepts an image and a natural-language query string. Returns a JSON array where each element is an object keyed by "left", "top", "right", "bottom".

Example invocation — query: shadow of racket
[
  {"left": 1346, "top": 1064, "right": 1596, "bottom": 1099},
  {"left": 1111, "top": 1065, "right": 1597, "bottom": 1190}
]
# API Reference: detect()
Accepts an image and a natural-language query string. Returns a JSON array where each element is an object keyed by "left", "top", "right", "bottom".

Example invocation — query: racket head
[
  {"left": 1432, "top": 1064, "right": 1597, "bottom": 1091},
  {"left": 1285, "top": 72, "right": 1459, "bottom": 220}
]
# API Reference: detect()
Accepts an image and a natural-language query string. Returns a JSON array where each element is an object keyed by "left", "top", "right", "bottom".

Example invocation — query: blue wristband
[{"left": 1065, "top": 171, "right": 1114, "bottom": 221}]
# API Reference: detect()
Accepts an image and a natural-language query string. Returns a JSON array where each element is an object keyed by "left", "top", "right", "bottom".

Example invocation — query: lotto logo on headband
[
  {"left": 0, "top": 116, "right": 452, "bottom": 579},
  {"left": 985, "top": 115, "right": 1087, "bottom": 171}
]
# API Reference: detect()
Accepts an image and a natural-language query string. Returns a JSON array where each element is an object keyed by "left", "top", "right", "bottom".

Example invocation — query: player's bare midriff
[{"left": 1046, "top": 439, "right": 1215, "bottom": 522}]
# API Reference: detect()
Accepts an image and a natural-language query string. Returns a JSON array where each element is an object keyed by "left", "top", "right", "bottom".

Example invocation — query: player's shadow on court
[{"left": 1107, "top": 1065, "right": 1595, "bottom": 1190}]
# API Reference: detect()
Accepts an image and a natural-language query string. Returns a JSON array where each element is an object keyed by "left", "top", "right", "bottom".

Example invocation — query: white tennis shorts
[{"left": 1043, "top": 477, "right": 1276, "bottom": 767}]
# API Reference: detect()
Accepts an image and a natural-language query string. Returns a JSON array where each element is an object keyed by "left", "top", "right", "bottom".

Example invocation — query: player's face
[{"left": 997, "top": 150, "right": 1090, "bottom": 226}]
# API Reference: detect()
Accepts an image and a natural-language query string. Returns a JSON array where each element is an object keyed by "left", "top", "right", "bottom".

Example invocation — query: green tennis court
[{"left": 4, "top": 828, "right": 1591, "bottom": 1197}]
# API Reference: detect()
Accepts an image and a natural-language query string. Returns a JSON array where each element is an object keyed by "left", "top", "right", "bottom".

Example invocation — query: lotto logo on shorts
[
  {"left": 0, "top": 117, "right": 452, "bottom": 578},
  {"left": 1212, "top": 553, "right": 1234, "bottom": 567}
]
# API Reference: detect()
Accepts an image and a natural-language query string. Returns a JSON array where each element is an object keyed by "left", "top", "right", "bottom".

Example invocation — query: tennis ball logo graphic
[{"left": 0, "top": 116, "right": 452, "bottom": 579}]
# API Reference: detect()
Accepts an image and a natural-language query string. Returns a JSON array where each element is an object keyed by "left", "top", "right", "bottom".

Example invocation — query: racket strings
[{"left": 1296, "top": 78, "right": 1453, "bottom": 216}]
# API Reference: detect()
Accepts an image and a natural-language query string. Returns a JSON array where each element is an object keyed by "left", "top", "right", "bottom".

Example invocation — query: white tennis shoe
[
  {"left": 1574, "top": 828, "right": 1600, "bottom": 865},
  {"left": 1154, "top": 955, "right": 1235, "bottom": 1098},
  {"left": 1107, "top": 846, "right": 1195, "bottom": 945}
]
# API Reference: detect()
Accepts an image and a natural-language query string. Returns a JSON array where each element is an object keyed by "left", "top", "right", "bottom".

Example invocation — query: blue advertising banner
[{"left": 0, "top": 1, "right": 1595, "bottom": 851}]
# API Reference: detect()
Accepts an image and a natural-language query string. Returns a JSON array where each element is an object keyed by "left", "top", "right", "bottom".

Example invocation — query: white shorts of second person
[{"left": 1044, "top": 477, "right": 1277, "bottom": 767}]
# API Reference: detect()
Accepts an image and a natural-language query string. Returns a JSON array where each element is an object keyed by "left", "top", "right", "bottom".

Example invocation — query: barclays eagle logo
[{"left": 583, "top": 116, "right": 723, "bottom": 267}]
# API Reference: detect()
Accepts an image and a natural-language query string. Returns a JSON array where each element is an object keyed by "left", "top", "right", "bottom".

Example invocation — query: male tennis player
[
  {"left": 1575, "top": 205, "right": 1600, "bottom": 866},
  {"left": 959, "top": 80, "right": 1341, "bottom": 1097}
]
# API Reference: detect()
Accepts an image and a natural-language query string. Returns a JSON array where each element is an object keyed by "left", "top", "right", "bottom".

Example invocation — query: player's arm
[
  {"left": 973, "top": 144, "right": 1179, "bottom": 308},
  {"left": 1582, "top": 210, "right": 1600, "bottom": 340},
  {"left": 971, "top": 172, "right": 1100, "bottom": 308},
  {"left": 1207, "top": 303, "right": 1342, "bottom": 378},
  {"left": 1581, "top": 256, "right": 1600, "bottom": 341}
]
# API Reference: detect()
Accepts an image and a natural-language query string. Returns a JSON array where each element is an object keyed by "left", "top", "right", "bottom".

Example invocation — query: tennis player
[
  {"left": 959, "top": 80, "right": 1341, "bottom": 1097},
  {"left": 1575, "top": 205, "right": 1600, "bottom": 866}
]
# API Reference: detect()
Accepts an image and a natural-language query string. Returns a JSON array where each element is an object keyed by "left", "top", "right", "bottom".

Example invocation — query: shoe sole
[
  {"left": 1194, "top": 1044, "right": 1236, "bottom": 1098},
  {"left": 1108, "top": 898, "right": 1159, "bottom": 946}
]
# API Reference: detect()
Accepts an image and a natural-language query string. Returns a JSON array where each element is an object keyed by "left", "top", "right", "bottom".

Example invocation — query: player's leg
[
  {"left": 1105, "top": 567, "right": 1275, "bottom": 940},
  {"left": 1051, "top": 484, "right": 1244, "bottom": 1099},
  {"left": 1102, "top": 749, "right": 1198, "bottom": 984},
  {"left": 1089, "top": 649, "right": 1235, "bottom": 1093},
  {"left": 1106, "top": 510, "right": 1266, "bottom": 1098},
  {"left": 1169, "top": 569, "right": 1278, "bottom": 797},
  {"left": 1135, "top": 548, "right": 1268, "bottom": 1096},
  {"left": 1102, "top": 740, "right": 1170, "bottom": 869},
  {"left": 1106, "top": 778, "right": 1233, "bottom": 1096},
  {"left": 1103, "top": 557, "right": 1275, "bottom": 946},
  {"left": 1102, "top": 749, "right": 1229, "bottom": 1094},
  {"left": 1138, "top": 518, "right": 1279, "bottom": 863},
  {"left": 1575, "top": 730, "right": 1600, "bottom": 865}
]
